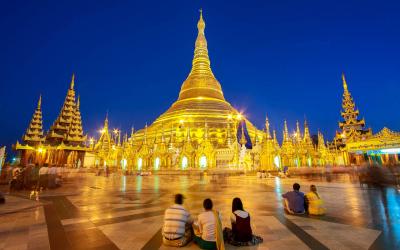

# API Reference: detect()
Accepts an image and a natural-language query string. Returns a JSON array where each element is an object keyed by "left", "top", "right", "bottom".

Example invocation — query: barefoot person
[
  {"left": 193, "top": 198, "right": 224, "bottom": 250},
  {"left": 282, "top": 183, "right": 305, "bottom": 214},
  {"left": 162, "top": 194, "right": 193, "bottom": 247},
  {"left": 223, "top": 198, "right": 263, "bottom": 246}
]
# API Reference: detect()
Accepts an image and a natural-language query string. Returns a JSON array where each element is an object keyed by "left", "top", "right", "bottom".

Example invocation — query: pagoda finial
[
  {"left": 70, "top": 73, "right": 75, "bottom": 90},
  {"left": 76, "top": 95, "right": 80, "bottom": 109},
  {"left": 37, "top": 95, "right": 42, "bottom": 109},
  {"left": 188, "top": 9, "right": 214, "bottom": 78},
  {"left": 283, "top": 120, "right": 289, "bottom": 141},
  {"left": 104, "top": 112, "right": 109, "bottom": 129},
  {"left": 265, "top": 114, "right": 271, "bottom": 139},
  {"left": 342, "top": 72, "right": 348, "bottom": 91}
]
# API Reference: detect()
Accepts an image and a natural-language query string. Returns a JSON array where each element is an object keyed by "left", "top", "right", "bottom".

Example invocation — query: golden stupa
[{"left": 133, "top": 11, "right": 259, "bottom": 145}]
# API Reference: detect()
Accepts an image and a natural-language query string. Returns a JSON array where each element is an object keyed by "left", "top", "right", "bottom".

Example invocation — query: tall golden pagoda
[
  {"left": 22, "top": 95, "right": 45, "bottom": 145},
  {"left": 125, "top": 11, "right": 260, "bottom": 170},
  {"left": 336, "top": 73, "right": 371, "bottom": 145},
  {"left": 280, "top": 120, "right": 295, "bottom": 167}
]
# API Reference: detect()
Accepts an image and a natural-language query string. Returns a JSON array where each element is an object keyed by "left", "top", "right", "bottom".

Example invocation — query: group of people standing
[
  {"left": 282, "top": 183, "right": 326, "bottom": 215},
  {"left": 162, "top": 194, "right": 263, "bottom": 249}
]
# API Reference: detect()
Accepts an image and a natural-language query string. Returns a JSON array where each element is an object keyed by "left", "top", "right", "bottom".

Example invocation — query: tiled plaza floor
[{"left": 0, "top": 173, "right": 399, "bottom": 249}]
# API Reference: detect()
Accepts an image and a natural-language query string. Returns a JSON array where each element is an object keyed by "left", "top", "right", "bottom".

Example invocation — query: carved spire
[
  {"left": 283, "top": 120, "right": 290, "bottom": 141},
  {"left": 47, "top": 74, "right": 78, "bottom": 143},
  {"left": 295, "top": 120, "right": 301, "bottom": 142},
  {"left": 65, "top": 95, "right": 86, "bottom": 145},
  {"left": 337, "top": 73, "right": 370, "bottom": 142},
  {"left": 177, "top": 10, "right": 225, "bottom": 101},
  {"left": 342, "top": 72, "right": 348, "bottom": 92},
  {"left": 70, "top": 73, "right": 75, "bottom": 90},
  {"left": 23, "top": 95, "right": 45, "bottom": 145}
]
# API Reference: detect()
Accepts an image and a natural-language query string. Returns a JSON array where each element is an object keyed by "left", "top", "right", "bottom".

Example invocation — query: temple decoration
[
  {"left": 15, "top": 74, "right": 88, "bottom": 166},
  {"left": 23, "top": 95, "right": 44, "bottom": 145},
  {"left": 335, "top": 73, "right": 371, "bottom": 145}
]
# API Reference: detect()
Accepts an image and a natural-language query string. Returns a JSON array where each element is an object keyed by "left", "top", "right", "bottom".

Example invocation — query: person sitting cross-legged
[
  {"left": 223, "top": 197, "right": 263, "bottom": 246},
  {"left": 193, "top": 198, "right": 224, "bottom": 250},
  {"left": 282, "top": 183, "right": 305, "bottom": 214},
  {"left": 162, "top": 194, "right": 193, "bottom": 247}
]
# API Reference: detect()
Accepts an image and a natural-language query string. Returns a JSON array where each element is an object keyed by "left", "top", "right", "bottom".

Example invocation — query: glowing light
[
  {"left": 113, "top": 129, "right": 119, "bottom": 134},
  {"left": 274, "top": 155, "right": 281, "bottom": 168},
  {"left": 179, "top": 119, "right": 185, "bottom": 124},
  {"left": 99, "top": 129, "right": 105, "bottom": 134},
  {"left": 181, "top": 156, "right": 188, "bottom": 169},
  {"left": 112, "top": 145, "right": 116, "bottom": 150},
  {"left": 380, "top": 148, "right": 400, "bottom": 154},
  {"left": 121, "top": 159, "right": 127, "bottom": 170},
  {"left": 236, "top": 113, "right": 242, "bottom": 120},
  {"left": 227, "top": 114, "right": 233, "bottom": 120},
  {"left": 199, "top": 155, "right": 207, "bottom": 168},
  {"left": 154, "top": 157, "right": 160, "bottom": 170},
  {"left": 37, "top": 147, "right": 44, "bottom": 153},
  {"left": 137, "top": 158, "right": 143, "bottom": 170},
  {"left": 89, "top": 137, "right": 94, "bottom": 144}
]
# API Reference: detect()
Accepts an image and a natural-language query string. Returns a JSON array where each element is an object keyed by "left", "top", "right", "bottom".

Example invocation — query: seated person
[
  {"left": 223, "top": 198, "right": 263, "bottom": 246},
  {"left": 282, "top": 183, "right": 305, "bottom": 214},
  {"left": 162, "top": 194, "right": 193, "bottom": 247},
  {"left": 305, "top": 185, "right": 326, "bottom": 215},
  {"left": 193, "top": 198, "right": 223, "bottom": 250}
]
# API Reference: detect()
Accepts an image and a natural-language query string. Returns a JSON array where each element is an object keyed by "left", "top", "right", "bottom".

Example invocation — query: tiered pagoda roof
[
  {"left": 65, "top": 96, "right": 87, "bottom": 145},
  {"left": 337, "top": 73, "right": 371, "bottom": 143},
  {"left": 22, "top": 95, "right": 44, "bottom": 145}
]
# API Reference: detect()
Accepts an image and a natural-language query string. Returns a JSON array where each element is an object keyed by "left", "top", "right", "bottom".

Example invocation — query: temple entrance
[
  {"left": 137, "top": 158, "right": 143, "bottom": 170},
  {"left": 181, "top": 156, "right": 188, "bottom": 170},
  {"left": 199, "top": 155, "right": 207, "bottom": 169},
  {"left": 154, "top": 157, "right": 160, "bottom": 170}
]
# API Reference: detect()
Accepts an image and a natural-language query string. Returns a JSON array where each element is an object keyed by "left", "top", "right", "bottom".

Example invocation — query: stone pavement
[{"left": 0, "top": 173, "right": 399, "bottom": 249}]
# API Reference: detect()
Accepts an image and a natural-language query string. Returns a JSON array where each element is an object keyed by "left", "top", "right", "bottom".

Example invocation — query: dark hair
[
  {"left": 232, "top": 197, "right": 244, "bottom": 213},
  {"left": 293, "top": 183, "right": 300, "bottom": 191},
  {"left": 174, "top": 194, "right": 184, "bottom": 205},
  {"left": 203, "top": 198, "right": 213, "bottom": 210}
]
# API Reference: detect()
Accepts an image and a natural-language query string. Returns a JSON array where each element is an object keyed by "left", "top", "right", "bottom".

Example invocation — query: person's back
[
  {"left": 305, "top": 185, "right": 325, "bottom": 215},
  {"left": 163, "top": 204, "right": 191, "bottom": 239},
  {"left": 162, "top": 194, "right": 193, "bottom": 247},
  {"left": 231, "top": 210, "right": 252, "bottom": 242},
  {"left": 282, "top": 183, "right": 305, "bottom": 214},
  {"left": 197, "top": 210, "right": 217, "bottom": 242}
]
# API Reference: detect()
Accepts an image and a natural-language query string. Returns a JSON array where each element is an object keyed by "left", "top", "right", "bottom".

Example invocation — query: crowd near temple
[{"left": 11, "top": 12, "right": 400, "bottom": 172}]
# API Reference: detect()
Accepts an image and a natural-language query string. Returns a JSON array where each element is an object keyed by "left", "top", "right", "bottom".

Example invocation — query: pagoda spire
[
  {"left": 23, "top": 95, "right": 45, "bottom": 145},
  {"left": 189, "top": 9, "right": 214, "bottom": 78},
  {"left": 283, "top": 120, "right": 290, "bottom": 141},
  {"left": 295, "top": 120, "right": 301, "bottom": 142},
  {"left": 342, "top": 73, "right": 348, "bottom": 92},
  {"left": 47, "top": 74, "right": 78, "bottom": 143},
  {"left": 66, "top": 95, "right": 86, "bottom": 145},
  {"left": 337, "top": 73, "right": 370, "bottom": 143},
  {"left": 177, "top": 10, "right": 225, "bottom": 101},
  {"left": 70, "top": 73, "right": 75, "bottom": 90},
  {"left": 265, "top": 115, "right": 271, "bottom": 139}
]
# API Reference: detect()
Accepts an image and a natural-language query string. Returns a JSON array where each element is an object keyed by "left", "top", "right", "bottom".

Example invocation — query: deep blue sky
[{"left": 1, "top": 0, "right": 399, "bottom": 153}]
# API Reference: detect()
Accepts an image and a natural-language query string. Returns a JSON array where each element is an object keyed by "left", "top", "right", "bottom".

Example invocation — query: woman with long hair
[
  {"left": 223, "top": 198, "right": 263, "bottom": 246},
  {"left": 305, "top": 185, "right": 326, "bottom": 215}
]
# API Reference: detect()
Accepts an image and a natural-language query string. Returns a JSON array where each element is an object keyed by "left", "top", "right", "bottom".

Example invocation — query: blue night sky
[{"left": 1, "top": 0, "right": 399, "bottom": 153}]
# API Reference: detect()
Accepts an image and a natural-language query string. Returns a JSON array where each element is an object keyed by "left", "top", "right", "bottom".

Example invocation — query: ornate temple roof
[{"left": 22, "top": 95, "right": 44, "bottom": 145}]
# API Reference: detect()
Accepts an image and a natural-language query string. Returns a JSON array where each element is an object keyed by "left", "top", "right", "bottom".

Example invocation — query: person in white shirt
[
  {"left": 48, "top": 166, "right": 57, "bottom": 188},
  {"left": 193, "top": 198, "right": 223, "bottom": 250},
  {"left": 162, "top": 194, "right": 193, "bottom": 247}
]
